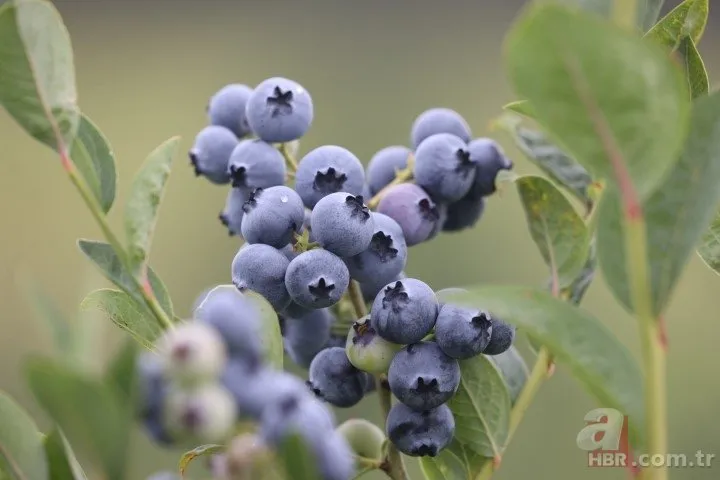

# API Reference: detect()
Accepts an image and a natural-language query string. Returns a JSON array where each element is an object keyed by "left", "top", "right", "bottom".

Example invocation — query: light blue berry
[
  {"left": 228, "top": 139, "right": 286, "bottom": 189},
  {"left": 245, "top": 77, "right": 313, "bottom": 142},
  {"left": 219, "top": 187, "right": 250, "bottom": 236},
  {"left": 366, "top": 146, "right": 411, "bottom": 195},
  {"left": 207, "top": 83, "right": 253, "bottom": 138},
  {"left": 311, "top": 193, "right": 374, "bottom": 257},
  {"left": 189, "top": 126, "right": 238, "bottom": 184},
  {"left": 241, "top": 186, "right": 305, "bottom": 248},
  {"left": 376, "top": 183, "right": 442, "bottom": 246},
  {"left": 414, "top": 133, "right": 476, "bottom": 202},
  {"left": 434, "top": 305, "right": 492, "bottom": 359},
  {"left": 294, "top": 145, "right": 365, "bottom": 208},
  {"left": 371, "top": 278, "right": 438, "bottom": 345},
  {"left": 360, "top": 271, "right": 406, "bottom": 303},
  {"left": 282, "top": 308, "right": 335, "bottom": 368},
  {"left": 386, "top": 403, "right": 455, "bottom": 457},
  {"left": 285, "top": 249, "right": 349, "bottom": 308},
  {"left": 308, "top": 347, "right": 367, "bottom": 408},
  {"left": 443, "top": 192, "right": 485, "bottom": 232},
  {"left": 468, "top": 138, "right": 513, "bottom": 197},
  {"left": 231, "top": 243, "right": 291, "bottom": 312},
  {"left": 410, "top": 108, "right": 471, "bottom": 149},
  {"left": 484, "top": 317, "right": 516, "bottom": 355},
  {"left": 346, "top": 212, "right": 407, "bottom": 285}
]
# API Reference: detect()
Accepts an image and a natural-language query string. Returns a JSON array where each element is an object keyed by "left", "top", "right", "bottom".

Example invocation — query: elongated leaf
[
  {"left": 277, "top": 434, "right": 319, "bottom": 480},
  {"left": 179, "top": 444, "right": 224, "bottom": 478},
  {"left": 104, "top": 339, "right": 138, "bottom": 403},
  {"left": 44, "top": 428, "right": 88, "bottom": 480},
  {"left": 81, "top": 289, "right": 161, "bottom": 350},
  {"left": 446, "top": 355, "right": 510, "bottom": 458},
  {"left": 675, "top": 36, "right": 708, "bottom": 100},
  {"left": 77, "top": 239, "right": 174, "bottom": 317},
  {"left": 0, "top": 0, "right": 79, "bottom": 150},
  {"left": 488, "top": 346, "right": 529, "bottom": 406},
  {"left": 575, "top": 0, "right": 665, "bottom": 31},
  {"left": 23, "top": 283, "right": 74, "bottom": 357},
  {"left": 599, "top": 91, "right": 720, "bottom": 315},
  {"left": 419, "top": 448, "right": 468, "bottom": 480},
  {"left": 645, "top": 0, "right": 708, "bottom": 48},
  {"left": 699, "top": 214, "right": 720, "bottom": 275},
  {"left": 448, "top": 286, "right": 644, "bottom": 447},
  {"left": 26, "top": 358, "right": 130, "bottom": 480},
  {"left": 502, "top": 100, "right": 535, "bottom": 119},
  {"left": 562, "top": 241, "right": 597, "bottom": 305},
  {"left": 125, "top": 137, "right": 181, "bottom": 271},
  {"left": 506, "top": 4, "right": 689, "bottom": 200},
  {"left": 70, "top": 114, "right": 116, "bottom": 213},
  {"left": 0, "top": 391, "right": 47, "bottom": 480},
  {"left": 516, "top": 175, "right": 590, "bottom": 288}
]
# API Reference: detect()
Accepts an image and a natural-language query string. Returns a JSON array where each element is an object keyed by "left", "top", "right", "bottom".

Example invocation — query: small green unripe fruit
[
  {"left": 345, "top": 316, "right": 401, "bottom": 373},
  {"left": 225, "top": 433, "right": 277, "bottom": 480},
  {"left": 336, "top": 418, "right": 385, "bottom": 461},
  {"left": 164, "top": 383, "right": 237, "bottom": 444}
]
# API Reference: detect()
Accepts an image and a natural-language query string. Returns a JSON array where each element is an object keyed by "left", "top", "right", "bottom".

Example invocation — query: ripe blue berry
[
  {"left": 228, "top": 139, "right": 286, "bottom": 189},
  {"left": 311, "top": 193, "right": 374, "bottom": 257},
  {"left": 260, "top": 394, "right": 335, "bottom": 449},
  {"left": 163, "top": 384, "right": 237, "bottom": 444},
  {"left": 245, "top": 77, "right": 313, "bottom": 142},
  {"left": 219, "top": 187, "right": 250, "bottom": 236},
  {"left": 315, "top": 432, "right": 356, "bottom": 480},
  {"left": 189, "top": 126, "right": 238, "bottom": 184},
  {"left": 308, "top": 346, "right": 368, "bottom": 407},
  {"left": 346, "top": 212, "right": 407, "bottom": 285},
  {"left": 414, "top": 133, "right": 476, "bottom": 203},
  {"left": 366, "top": 146, "right": 412, "bottom": 195},
  {"left": 442, "top": 191, "right": 485, "bottom": 232},
  {"left": 231, "top": 243, "right": 291, "bottom": 312},
  {"left": 282, "top": 308, "right": 335, "bottom": 368},
  {"left": 136, "top": 352, "right": 173, "bottom": 445},
  {"left": 360, "top": 271, "right": 406, "bottom": 303},
  {"left": 240, "top": 186, "right": 305, "bottom": 248},
  {"left": 345, "top": 316, "right": 402, "bottom": 374},
  {"left": 376, "top": 183, "right": 442, "bottom": 246},
  {"left": 388, "top": 341, "right": 460, "bottom": 411},
  {"left": 434, "top": 306, "right": 493, "bottom": 359},
  {"left": 386, "top": 403, "right": 455, "bottom": 457},
  {"left": 484, "top": 317, "right": 516, "bottom": 355},
  {"left": 371, "top": 279, "right": 438, "bottom": 345},
  {"left": 294, "top": 145, "right": 365, "bottom": 208},
  {"left": 156, "top": 322, "right": 227, "bottom": 384},
  {"left": 207, "top": 83, "right": 253, "bottom": 138},
  {"left": 468, "top": 138, "right": 513, "bottom": 197},
  {"left": 410, "top": 108, "right": 472, "bottom": 150},
  {"left": 285, "top": 249, "right": 350, "bottom": 309}
]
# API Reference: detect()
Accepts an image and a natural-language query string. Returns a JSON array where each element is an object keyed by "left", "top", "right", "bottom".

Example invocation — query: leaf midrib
[{"left": 458, "top": 374, "right": 501, "bottom": 457}]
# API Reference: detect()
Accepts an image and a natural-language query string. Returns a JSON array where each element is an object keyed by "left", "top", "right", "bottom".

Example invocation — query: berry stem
[
  {"left": 348, "top": 280, "right": 368, "bottom": 317},
  {"left": 367, "top": 155, "right": 415, "bottom": 209},
  {"left": 279, "top": 142, "right": 299, "bottom": 173}
]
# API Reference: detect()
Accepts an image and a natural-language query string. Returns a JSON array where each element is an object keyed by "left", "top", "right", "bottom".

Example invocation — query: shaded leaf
[
  {"left": 26, "top": 358, "right": 130, "bottom": 480},
  {"left": 70, "top": 114, "right": 116, "bottom": 213},
  {"left": 675, "top": 36, "right": 708, "bottom": 99},
  {"left": 448, "top": 286, "right": 644, "bottom": 447},
  {"left": 698, "top": 213, "right": 720, "bottom": 275},
  {"left": 599, "top": 91, "right": 720, "bottom": 315},
  {"left": 488, "top": 346, "right": 529, "bottom": 406},
  {"left": 574, "top": 0, "right": 666, "bottom": 31},
  {"left": 179, "top": 444, "right": 224, "bottom": 478},
  {"left": 81, "top": 289, "right": 161, "bottom": 350},
  {"left": 562, "top": 241, "right": 597, "bottom": 305},
  {"left": 0, "top": 391, "right": 47, "bottom": 480},
  {"left": 244, "top": 290, "right": 283, "bottom": 369},
  {"left": 277, "top": 433, "right": 319, "bottom": 480},
  {"left": 104, "top": 339, "right": 138, "bottom": 403},
  {"left": 125, "top": 137, "right": 181, "bottom": 272},
  {"left": 23, "top": 282, "right": 73, "bottom": 358},
  {"left": 44, "top": 428, "right": 88, "bottom": 480},
  {"left": 0, "top": 0, "right": 79, "bottom": 150},
  {"left": 645, "top": 0, "right": 708, "bottom": 48},
  {"left": 516, "top": 175, "right": 590, "bottom": 288},
  {"left": 505, "top": 4, "right": 689, "bottom": 200},
  {"left": 419, "top": 448, "right": 468, "bottom": 480},
  {"left": 501, "top": 100, "right": 535, "bottom": 119}
]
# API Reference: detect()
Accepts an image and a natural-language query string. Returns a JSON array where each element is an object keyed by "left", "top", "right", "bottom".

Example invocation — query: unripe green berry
[
  {"left": 336, "top": 418, "right": 385, "bottom": 461},
  {"left": 225, "top": 434, "right": 277, "bottom": 480},
  {"left": 163, "top": 383, "right": 237, "bottom": 444},
  {"left": 345, "top": 315, "right": 402, "bottom": 374},
  {"left": 157, "top": 321, "right": 227, "bottom": 385}
]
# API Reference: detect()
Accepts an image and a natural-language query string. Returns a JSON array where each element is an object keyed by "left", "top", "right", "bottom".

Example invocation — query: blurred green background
[{"left": 1, "top": 0, "right": 719, "bottom": 478}]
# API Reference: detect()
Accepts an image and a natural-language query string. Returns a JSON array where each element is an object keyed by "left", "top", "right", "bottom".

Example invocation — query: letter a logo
[{"left": 576, "top": 408, "right": 625, "bottom": 451}]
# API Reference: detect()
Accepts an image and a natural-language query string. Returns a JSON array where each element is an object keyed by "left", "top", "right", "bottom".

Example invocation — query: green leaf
[
  {"left": 81, "top": 289, "right": 162, "bottom": 350},
  {"left": 0, "top": 0, "right": 79, "bottom": 151},
  {"left": 488, "top": 346, "right": 529, "bottom": 406},
  {"left": 23, "top": 283, "right": 73, "bottom": 358},
  {"left": 446, "top": 354, "right": 510, "bottom": 458},
  {"left": 516, "top": 175, "right": 590, "bottom": 289},
  {"left": 699, "top": 213, "right": 720, "bottom": 275},
  {"left": 0, "top": 391, "right": 48, "bottom": 480},
  {"left": 77, "top": 239, "right": 174, "bottom": 318},
  {"left": 575, "top": 0, "right": 666, "bottom": 31},
  {"left": 178, "top": 444, "right": 224, "bottom": 478},
  {"left": 125, "top": 137, "right": 181, "bottom": 271},
  {"left": 562, "top": 241, "right": 597, "bottom": 305},
  {"left": 277, "top": 434, "right": 319, "bottom": 480},
  {"left": 505, "top": 4, "right": 690, "bottom": 200},
  {"left": 104, "top": 339, "right": 138, "bottom": 403},
  {"left": 599, "top": 91, "right": 720, "bottom": 316},
  {"left": 419, "top": 449, "right": 468, "bottom": 480},
  {"left": 645, "top": 0, "right": 708, "bottom": 48},
  {"left": 44, "top": 428, "right": 88, "bottom": 480},
  {"left": 501, "top": 100, "right": 535, "bottom": 119},
  {"left": 675, "top": 36, "right": 708, "bottom": 100},
  {"left": 448, "top": 286, "right": 644, "bottom": 447},
  {"left": 26, "top": 358, "right": 130, "bottom": 480},
  {"left": 70, "top": 114, "right": 116, "bottom": 213}
]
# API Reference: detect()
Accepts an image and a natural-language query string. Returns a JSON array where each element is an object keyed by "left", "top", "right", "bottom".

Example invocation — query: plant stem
[
  {"left": 367, "top": 156, "right": 415, "bottom": 209},
  {"left": 348, "top": 280, "right": 368, "bottom": 317},
  {"left": 61, "top": 152, "right": 174, "bottom": 331},
  {"left": 279, "top": 142, "right": 299, "bottom": 173}
]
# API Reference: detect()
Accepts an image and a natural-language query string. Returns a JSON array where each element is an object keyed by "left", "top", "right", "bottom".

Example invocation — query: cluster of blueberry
[{"left": 139, "top": 75, "right": 516, "bottom": 478}]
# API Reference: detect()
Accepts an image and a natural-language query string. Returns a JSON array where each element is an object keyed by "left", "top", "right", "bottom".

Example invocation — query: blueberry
[
  {"left": 156, "top": 321, "right": 227, "bottom": 384},
  {"left": 311, "top": 193, "right": 374, "bottom": 257},
  {"left": 308, "top": 346, "right": 367, "bottom": 407},
  {"left": 410, "top": 108, "right": 472, "bottom": 150},
  {"left": 231, "top": 243, "right": 291, "bottom": 311},
  {"left": 345, "top": 316, "right": 402, "bottom": 374},
  {"left": 188, "top": 126, "right": 237, "bottom": 184},
  {"left": 336, "top": 418, "right": 386, "bottom": 460},
  {"left": 371, "top": 279, "right": 438, "bottom": 345},
  {"left": 414, "top": 133, "right": 476, "bottom": 203},
  {"left": 281, "top": 299, "right": 315, "bottom": 319},
  {"left": 283, "top": 308, "right": 335, "bottom": 368},
  {"left": 346, "top": 212, "right": 407, "bottom": 285},
  {"left": 194, "top": 285, "right": 263, "bottom": 365},
  {"left": 219, "top": 187, "right": 250, "bottom": 236},
  {"left": 360, "top": 271, "right": 406, "bottom": 303},
  {"left": 483, "top": 317, "right": 516, "bottom": 355},
  {"left": 376, "top": 183, "right": 442, "bottom": 246},
  {"left": 241, "top": 186, "right": 305, "bottom": 248},
  {"left": 285, "top": 249, "right": 350, "bottom": 308},
  {"left": 467, "top": 138, "right": 513, "bottom": 197},
  {"left": 302, "top": 208, "right": 316, "bottom": 242},
  {"left": 361, "top": 182, "right": 372, "bottom": 200},
  {"left": 163, "top": 383, "right": 237, "bottom": 444},
  {"left": 442, "top": 191, "right": 485, "bottom": 232},
  {"left": 221, "top": 362, "right": 312, "bottom": 419},
  {"left": 136, "top": 352, "right": 173, "bottom": 445},
  {"left": 207, "top": 83, "right": 254, "bottom": 138},
  {"left": 260, "top": 394, "right": 336, "bottom": 449},
  {"left": 245, "top": 77, "right": 313, "bottom": 142},
  {"left": 387, "top": 341, "right": 460, "bottom": 411},
  {"left": 294, "top": 145, "right": 365, "bottom": 208},
  {"left": 315, "top": 432, "right": 356, "bottom": 480},
  {"left": 228, "top": 139, "right": 286, "bottom": 189},
  {"left": 386, "top": 403, "right": 455, "bottom": 457},
  {"left": 366, "top": 146, "right": 412, "bottom": 195},
  {"left": 434, "top": 306, "right": 493, "bottom": 359}
]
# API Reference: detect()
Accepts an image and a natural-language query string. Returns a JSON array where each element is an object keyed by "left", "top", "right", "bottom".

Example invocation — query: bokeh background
[{"left": 1, "top": 0, "right": 719, "bottom": 478}]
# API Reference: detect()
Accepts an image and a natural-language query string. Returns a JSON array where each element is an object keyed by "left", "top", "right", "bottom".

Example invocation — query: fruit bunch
[{"left": 138, "top": 76, "right": 516, "bottom": 479}]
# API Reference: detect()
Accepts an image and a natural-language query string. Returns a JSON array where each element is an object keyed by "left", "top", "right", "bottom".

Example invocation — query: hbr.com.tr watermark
[{"left": 577, "top": 408, "right": 715, "bottom": 468}]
